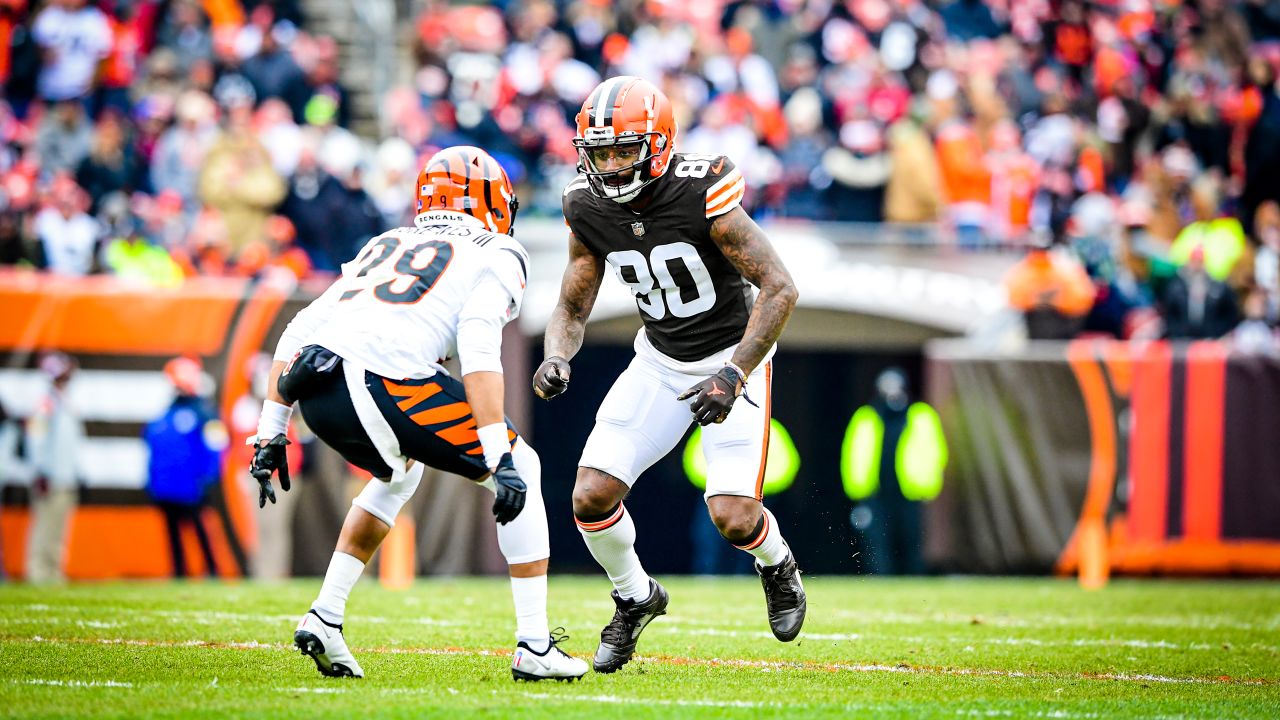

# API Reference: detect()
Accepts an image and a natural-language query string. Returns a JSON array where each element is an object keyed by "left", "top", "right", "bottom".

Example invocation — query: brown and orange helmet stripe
[{"left": 416, "top": 146, "right": 518, "bottom": 235}]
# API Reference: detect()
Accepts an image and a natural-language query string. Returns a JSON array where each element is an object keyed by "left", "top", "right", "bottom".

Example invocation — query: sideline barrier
[
  {"left": 925, "top": 339, "right": 1280, "bottom": 576},
  {"left": 0, "top": 272, "right": 506, "bottom": 579}
]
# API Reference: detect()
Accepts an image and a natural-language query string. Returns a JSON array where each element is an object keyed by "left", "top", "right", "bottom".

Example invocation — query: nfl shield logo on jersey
[{"left": 631, "top": 221, "right": 645, "bottom": 237}]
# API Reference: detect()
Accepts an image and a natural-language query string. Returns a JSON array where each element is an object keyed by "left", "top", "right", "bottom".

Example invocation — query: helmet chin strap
[{"left": 610, "top": 183, "right": 645, "bottom": 204}]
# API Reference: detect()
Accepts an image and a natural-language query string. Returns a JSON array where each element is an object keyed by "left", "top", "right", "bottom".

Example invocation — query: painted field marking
[
  {"left": 11, "top": 679, "right": 133, "bottom": 688},
  {"left": 7, "top": 635, "right": 1273, "bottom": 686}
]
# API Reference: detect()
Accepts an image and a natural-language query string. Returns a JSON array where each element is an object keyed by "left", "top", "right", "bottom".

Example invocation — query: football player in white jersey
[{"left": 247, "top": 146, "right": 588, "bottom": 682}]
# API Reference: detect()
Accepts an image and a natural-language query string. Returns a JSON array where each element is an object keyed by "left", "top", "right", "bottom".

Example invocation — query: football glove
[
  {"left": 677, "top": 365, "right": 746, "bottom": 426},
  {"left": 532, "top": 356, "right": 571, "bottom": 400},
  {"left": 490, "top": 452, "right": 527, "bottom": 524},
  {"left": 250, "top": 433, "right": 291, "bottom": 508}
]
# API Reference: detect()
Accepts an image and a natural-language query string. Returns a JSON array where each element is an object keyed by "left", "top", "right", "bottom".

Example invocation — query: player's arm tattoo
[
  {"left": 544, "top": 232, "right": 605, "bottom": 361},
  {"left": 710, "top": 207, "right": 799, "bottom": 376}
]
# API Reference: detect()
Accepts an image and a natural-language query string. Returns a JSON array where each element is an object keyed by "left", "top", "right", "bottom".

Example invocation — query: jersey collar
[{"left": 413, "top": 211, "right": 487, "bottom": 229}]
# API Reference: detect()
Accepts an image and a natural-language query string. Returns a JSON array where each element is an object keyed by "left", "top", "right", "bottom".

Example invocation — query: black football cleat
[
  {"left": 592, "top": 579, "right": 669, "bottom": 673},
  {"left": 757, "top": 553, "right": 806, "bottom": 642}
]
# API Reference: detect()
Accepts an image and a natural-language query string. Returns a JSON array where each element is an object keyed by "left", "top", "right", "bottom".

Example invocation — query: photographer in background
[{"left": 25, "top": 352, "right": 84, "bottom": 583}]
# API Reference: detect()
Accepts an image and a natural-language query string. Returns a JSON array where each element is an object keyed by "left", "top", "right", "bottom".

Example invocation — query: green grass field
[{"left": 1, "top": 577, "right": 1278, "bottom": 718}]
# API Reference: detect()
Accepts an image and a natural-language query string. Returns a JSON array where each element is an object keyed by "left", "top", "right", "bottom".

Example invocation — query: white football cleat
[
  {"left": 511, "top": 630, "right": 589, "bottom": 682},
  {"left": 294, "top": 609, "right": 365, "bottom": 678}
]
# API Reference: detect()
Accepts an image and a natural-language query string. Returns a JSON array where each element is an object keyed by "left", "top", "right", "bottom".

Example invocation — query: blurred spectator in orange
[
  {"left": 1163, "top": 245, "right": 1240, "bottom": 339},
  {"left": 202, "top": 0, "right": 245, "bottom": 29},
  {"left": 175, "top": 207, "right": 231, "bottom": 276},
  {"left": 33, "top": 174, "right": 99, "bottom": 276},
  {"left": 144, "top": 356, "right": 226, "bottom": 578},
  {"left": 1004, "top": 238, "right": 1096, "bottom": 339},
  {"left": 35, "top": 100, "right": 93, "bottom": 175},
  {"left": 198, "top": 76, "right": 287, "bottom": 256},
  {"left": 97, "top": 1, "right": 149, "bottom": 116},
  {"left": 32, "top": 0, "right": 111, "bottom": 104},
  {"left": 25, "top": 352, "right": 83, "bottom": 584},
  {"left": 986, "top": 119, "right": 1038, "bottom": 243},
  {"left": 935, "top": 99, "right": 991, "bottom": 245}
]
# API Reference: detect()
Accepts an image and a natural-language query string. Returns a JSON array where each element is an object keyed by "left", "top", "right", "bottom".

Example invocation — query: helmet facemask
[{"left": 574, "top": 131, "right": 664, "bottom": 204}]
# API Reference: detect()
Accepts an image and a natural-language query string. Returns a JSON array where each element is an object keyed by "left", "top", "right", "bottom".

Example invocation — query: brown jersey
[{"left": 563, "top": 153, "right": 751, "bottom": 362}]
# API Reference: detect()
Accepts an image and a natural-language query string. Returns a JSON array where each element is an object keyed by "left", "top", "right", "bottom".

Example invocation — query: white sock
[
  {"left": 510, "top": 574, "right": 550, "bottom": 652},
  {"left": 311, "top": 551, "right": 366, "bottom": 625},
  {"left": 576, "top": 504, "right": 651, "bottom": 601},
  {"left": 735, "top": 507, "right": 790, "bottom": 568}
]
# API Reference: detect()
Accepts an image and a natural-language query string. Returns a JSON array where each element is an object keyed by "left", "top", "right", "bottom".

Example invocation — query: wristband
[
  {"left": 726, "top": 361, "right": 749, "bottom": 381},
  {"left": 721, "top": 362, "right": 747, "bottom": 395},
  {"left": 477, "top": 422, "right": 510, "bottom": 469},
  {"left": 257, "top": 399, "right": 293, "bottom": 440}
]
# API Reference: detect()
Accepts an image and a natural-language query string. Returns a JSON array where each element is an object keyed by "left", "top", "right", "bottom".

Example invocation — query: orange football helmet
[
  {"left": 574, "top": 76, "right": 678, "bottom": 203},
  {"left": 415, "top": 146, "right": 519, "bottom": 235}
]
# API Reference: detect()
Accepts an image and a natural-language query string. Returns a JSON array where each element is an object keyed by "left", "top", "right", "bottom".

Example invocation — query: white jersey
[{"left": 274, "top": 212, "right": 529, "bottom": 380}]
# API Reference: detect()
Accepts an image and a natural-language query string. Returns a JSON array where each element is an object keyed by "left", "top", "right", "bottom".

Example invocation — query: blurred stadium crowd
[{"left": 1, "top": 0, "right": 1280, "bottom": 343}]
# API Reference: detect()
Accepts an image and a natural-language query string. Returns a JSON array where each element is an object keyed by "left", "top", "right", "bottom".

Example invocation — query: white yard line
[
  {"left": 9, "top": 635, "right": 1268, "bottom": 686},
  {"left": 519, "top": 691, "right": 779, "bottom": 709},
  {"left": 11, "top": 679, "right": 133, "bottom": 688},
  {"left": 657, "top": 624, "right": 1278, "bottom": 653},
  {"left": 822, "top": 608, "right": 1280, "bottom": 633}
]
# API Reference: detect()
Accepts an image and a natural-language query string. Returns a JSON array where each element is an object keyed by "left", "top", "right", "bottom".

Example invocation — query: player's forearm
[
  {"left": 265, "top": 361, "right": 288, "bottom": 405},
  {"left": 254, "top": 360, "right": 293, "bottom": 443},
  {"left": 544, "top": 305, "right": 589, "bottom": 361},
  {"left": 463, "top": 371, "right": 510, "bottom": 468},
  {"left": 731, "top": 281, "right": 798, "bottom": 376},
  {"left": 462, "top": 371, "right": 506, "bottom": 429}
]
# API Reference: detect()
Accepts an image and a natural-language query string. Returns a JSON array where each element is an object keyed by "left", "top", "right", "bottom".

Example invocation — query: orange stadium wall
[
  {"left": 0, "top": 272, "right": 298, "bottom": 579},
  {"left": 924, "top": 340, "right": 1280, "bottom": 576},
  {"left": 0, "top": 272, "right": 505, "bottom": 580}
]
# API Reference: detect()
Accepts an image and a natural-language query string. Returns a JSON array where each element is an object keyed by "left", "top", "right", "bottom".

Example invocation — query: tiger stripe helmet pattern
[
  {"left": 573, "top": 76, "right": 678, "bottom": 203},
  {"left": 415, "top": 146, "right": 519, "bottom": 235}
]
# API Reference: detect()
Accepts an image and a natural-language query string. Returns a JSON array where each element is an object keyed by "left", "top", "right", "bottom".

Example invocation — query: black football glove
[
  {"left": 677, "top": 365, "right": 746, "bottom": 426},
  {"left": 532, "top": 356, "right": 571, "bottom": 400},
  {"left": 490, "top": 452, "right": 527, "bottom": 524},
  {"left": 250, "top": 433, "right": 291, "bottom": 508}
]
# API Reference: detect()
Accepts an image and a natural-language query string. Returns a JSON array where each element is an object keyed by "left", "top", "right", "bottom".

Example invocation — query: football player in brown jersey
[{"left": 533, "top": 76, "right": 806, "bottom": 673}]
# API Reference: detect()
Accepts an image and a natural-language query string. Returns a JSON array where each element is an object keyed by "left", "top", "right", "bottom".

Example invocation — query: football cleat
[
  {"left": 757, "top": 552, "right": 806, "bottom": 642},
  {"left": 593, "top": 579, "right": 669, "bottom": 673},
  {"left": 511, "top": 629, "right": 589, "bottom": 682},
  {"left": 294, "top": 609, "right": 364, "bottom": 678}
]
